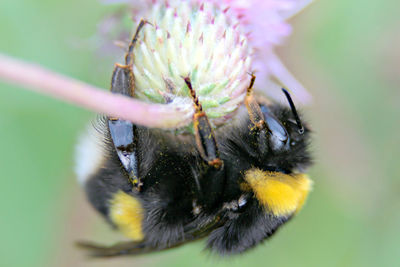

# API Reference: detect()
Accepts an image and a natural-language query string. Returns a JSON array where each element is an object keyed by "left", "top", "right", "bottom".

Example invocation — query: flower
[
  {"left": 130, "top": 1, "right": 252, "bottom": 128},
  {"left": 0, "top": 0, "right": 312, "bottom": 129},
  {"left": 223, "top": 0, "right": 313, "bottom": 104},
  {"left": 114, "top": 0, "right": 313, "bottom": 105},
  {"left": 102, "top": 0, "right": 312, "bottom": 128}
]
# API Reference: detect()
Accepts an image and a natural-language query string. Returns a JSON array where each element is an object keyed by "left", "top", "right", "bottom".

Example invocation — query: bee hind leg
[{"left": 108, "top": 20, "right": 149, "bottom": 191}]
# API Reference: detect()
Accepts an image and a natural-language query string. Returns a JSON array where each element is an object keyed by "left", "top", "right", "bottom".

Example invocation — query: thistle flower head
[
  {"left": 130, "top": 0, "right": 252, "bottom": 127},
  {"left": 0, "top": 0, "right": 313, "bottom": 131},
  {"left": 98, "top": 0, "right": 313, "bottom": 128},
  {"left": 109, "top": 0, "right": 313, "bottom": 106}
]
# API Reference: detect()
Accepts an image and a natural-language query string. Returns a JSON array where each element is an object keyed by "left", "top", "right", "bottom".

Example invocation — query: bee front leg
[
  {"left": 244, "top": 74, "right": 289, "bottom": 153},
  {"left": 108, "top": 20, "right": 149, "bottom": 191},
  {"left": 244, "top": 74, "right": 265, "bottom": 129}
]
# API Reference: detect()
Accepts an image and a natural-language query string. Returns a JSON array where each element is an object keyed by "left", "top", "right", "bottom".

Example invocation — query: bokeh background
[{"left": 1, "top": 0, "right": 399, "bottom": 266}]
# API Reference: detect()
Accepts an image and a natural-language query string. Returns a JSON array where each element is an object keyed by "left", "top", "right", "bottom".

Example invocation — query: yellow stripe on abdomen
[
  {"left": 244, "top": 169, "right": 312, "bottom": 217},
  {"left": 109, "top": 191, "right": 145, "bottom": 241}
]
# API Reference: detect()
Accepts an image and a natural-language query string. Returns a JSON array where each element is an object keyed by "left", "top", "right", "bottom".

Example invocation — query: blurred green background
[{"left": 1, "top": 0, "right": 399, "bottom": 266}]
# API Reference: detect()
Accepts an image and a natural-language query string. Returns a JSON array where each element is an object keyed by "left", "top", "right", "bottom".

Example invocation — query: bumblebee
[{"left": 76, "top": 21, "right": 312, "bottom": 256}]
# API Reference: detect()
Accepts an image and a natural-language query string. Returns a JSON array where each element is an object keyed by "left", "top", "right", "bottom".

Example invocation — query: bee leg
[
  {"left": 184, "top": 77, "right": 223, "bottom": 169},
  {"left": 108, "top": 20, "right": 148, "bottom": 191},
  {"left": 244, "top": 74, "right": 289, "bottom": 152},
  {"left": 76, "top": 240, "right": 157, "bottom": 257},
  {"left": 125, "top": 19, "right": 148, "bottom": 66},
  {"left": 77, "top": 238, "right": 192, "bottom": 257},
  {"left": 244, "top": 73, "right": 265, "bottom": 129},
  {"left": 183, "top": 77, "right": 225, "bottom": 208}
]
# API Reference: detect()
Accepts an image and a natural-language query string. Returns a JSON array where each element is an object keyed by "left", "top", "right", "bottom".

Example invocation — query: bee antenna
[{"left": 281, "top": 88, "right": 304, "bottom": 134}]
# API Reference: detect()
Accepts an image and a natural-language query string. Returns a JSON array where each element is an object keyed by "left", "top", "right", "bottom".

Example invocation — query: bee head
[
  {"left": 253, "top": 101, "right": 312, "bottom": 173},
  {"left": 222, "top": 90, "right": 312, "bottom": 175}
]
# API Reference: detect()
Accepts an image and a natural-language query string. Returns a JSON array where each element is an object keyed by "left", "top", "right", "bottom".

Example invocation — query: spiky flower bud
[{"left": 131, "top": 0, "right": 252, "bottom": 128}]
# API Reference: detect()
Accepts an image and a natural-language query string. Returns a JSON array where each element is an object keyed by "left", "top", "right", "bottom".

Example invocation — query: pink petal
[{"left": 261, "top": 53, "right": 312, "bottom": 104}]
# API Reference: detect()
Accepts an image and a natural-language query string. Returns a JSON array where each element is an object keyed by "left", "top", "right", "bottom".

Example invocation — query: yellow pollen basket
[
  {"left": 109, "top": 191, "right": 145, "bottom": 241},
  {"left": 244, "top": 168, "right": 312, "bottom": 217}
]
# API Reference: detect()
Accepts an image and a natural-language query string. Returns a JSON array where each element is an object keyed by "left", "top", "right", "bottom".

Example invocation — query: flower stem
[{"left": 0, "top": 53, "right": 192, "bottom": 129}]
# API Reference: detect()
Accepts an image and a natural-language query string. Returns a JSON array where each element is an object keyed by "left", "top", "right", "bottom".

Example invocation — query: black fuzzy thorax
[{"left": 84, "top": 103, "right": 312, "bottom": 255}]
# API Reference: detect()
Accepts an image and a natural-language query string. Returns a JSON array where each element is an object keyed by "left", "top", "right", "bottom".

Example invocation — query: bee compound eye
[
  {"left": 265, "top": 116, "right": 288, "bottom": 143},
  {"left": 259, "top": 106, "right": 289, "bottom": 151}
]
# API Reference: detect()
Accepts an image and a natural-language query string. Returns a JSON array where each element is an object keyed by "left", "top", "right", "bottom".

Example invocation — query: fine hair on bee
[{"left": 76, "top": 20, "right": 313, "bottom": 257}]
